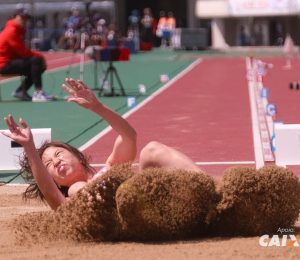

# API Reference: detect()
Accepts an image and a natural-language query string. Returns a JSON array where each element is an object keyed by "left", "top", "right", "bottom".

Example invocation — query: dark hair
[
  {"left": 13, "top": 8, "right": 31, "bottom": 19},
  {"left": 19, "top": 141, "right": 96, "bottom": 201}
]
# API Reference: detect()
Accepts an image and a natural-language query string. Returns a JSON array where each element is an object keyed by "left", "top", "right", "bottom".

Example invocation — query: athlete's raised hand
[
  {"left": 1, "top": 114, "right": 33, "bottom": 147},
  {"left": 62, "top": 78, "right": 102, "bottom": 112}
]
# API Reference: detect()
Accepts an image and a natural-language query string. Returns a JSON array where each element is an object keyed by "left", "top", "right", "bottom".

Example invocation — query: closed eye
[
  {"left": 44, "top": 161, "right": 52, "bottom": 168},
  {"left": 56, "top": 150, "right": 63, "bottom": 157}
]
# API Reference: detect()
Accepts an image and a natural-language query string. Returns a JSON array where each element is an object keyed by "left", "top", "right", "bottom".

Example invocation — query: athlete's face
[{"left": 42, "top": 146, "right": 87, "bottom": 187}]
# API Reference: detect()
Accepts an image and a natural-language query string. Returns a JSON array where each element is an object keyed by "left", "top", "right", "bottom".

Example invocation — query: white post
[
  {"left": 211, "top": 18, "right": 229, "bottom": 49},
  {"left": 79, "top": 32, "right": 86, "bottom": 81}
]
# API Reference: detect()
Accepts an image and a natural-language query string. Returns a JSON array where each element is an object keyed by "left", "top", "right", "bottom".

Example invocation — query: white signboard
[
  {"left": 274, "top": 124, "right": 300, "bottom": 166},
  {"left": 0, "top": 128, "right": 51, "bottom": 170},
  {"left": 229, "top": 0, "right": 297, "bottom": 16}
]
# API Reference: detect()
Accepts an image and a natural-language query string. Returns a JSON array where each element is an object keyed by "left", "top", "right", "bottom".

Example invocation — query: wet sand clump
[
  {"left": 14, "top": 164, "right": 134, "bottom": 243},
  {"left": 210, "top": 166, "right": 300, "bottom": 236},
  {"left": 116, "top": 168, "right": 218, "bottom": 241},
  {"left": 13, "top": 165, "right": 300, "bottom": 243}
]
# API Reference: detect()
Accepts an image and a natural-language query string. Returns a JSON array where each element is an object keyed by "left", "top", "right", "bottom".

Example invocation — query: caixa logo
[{"left": 259, "top": 228, "right": 300, "bottom": 247}]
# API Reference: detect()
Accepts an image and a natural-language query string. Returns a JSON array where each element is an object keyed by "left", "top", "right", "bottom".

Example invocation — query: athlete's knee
[
  {"left": 141, "top": 141, "right": 164, "bottom": 156},
  {"left": 30, "top": 56, "right": 47, "bottom": 71},
  {"left": 139, "top": 141, "right": 166, "bottom": 168},
  {"left": 30, "top": 56, "right": 42, "bottom": 63}
]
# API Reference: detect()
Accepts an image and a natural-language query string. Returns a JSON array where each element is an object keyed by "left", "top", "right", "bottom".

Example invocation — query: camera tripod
[{"left": 98, "top": 59, "right": 127, "bottom": 97}]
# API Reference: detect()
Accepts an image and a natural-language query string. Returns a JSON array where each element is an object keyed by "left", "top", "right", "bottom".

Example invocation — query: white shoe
[{"left": 32, "top": 90, "right": 53, "bottom": 102}]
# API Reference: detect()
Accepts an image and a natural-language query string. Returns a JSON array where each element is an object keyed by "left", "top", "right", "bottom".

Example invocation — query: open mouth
[{"left": 57, "top": 164, "right": 67, "bottom": 175}]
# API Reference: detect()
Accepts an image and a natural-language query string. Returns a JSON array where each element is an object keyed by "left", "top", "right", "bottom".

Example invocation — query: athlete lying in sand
[{"left": 1, "top": 78, "right": 201, "bottom": 210}]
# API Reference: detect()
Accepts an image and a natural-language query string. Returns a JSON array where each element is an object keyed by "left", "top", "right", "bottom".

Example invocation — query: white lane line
[
  {"left": 90, "top": 161, "right": 255, "bottom": 168},
  {"left": 79, "top": 58, "right": 203, "bottom": 151},
  {"left": 196, "top": 161, "right": 255, "bottom": 165},
  {"left": 0, "top": 76, "right": 22, "bottom": 83},
  {"left": 246, "top": 57, "right": 264, "bottom": 169},
  {"left": 253, "top": 78, "right": 274, "bottom": 161}
]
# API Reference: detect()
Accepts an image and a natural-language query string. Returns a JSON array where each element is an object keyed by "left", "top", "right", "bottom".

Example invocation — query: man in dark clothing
[{"left": 0, "top": 8, "right": 53, "bottom": 101}]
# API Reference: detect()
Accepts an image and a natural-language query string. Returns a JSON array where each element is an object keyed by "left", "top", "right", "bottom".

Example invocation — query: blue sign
[
  {"left": 266, "top": 103, "right": 276, "bottom": 116},
  {"left": 271, "top": 134, "right": 276, "bottom": 152},
  {"left": 127, "top": 96, "right": 136, "bottom": 108},
  {"left": 260, "top": 87, "right": 269, "bottom": 98},
  {"left": 271, "top": 121, "right": 284, "bottom": 152}
]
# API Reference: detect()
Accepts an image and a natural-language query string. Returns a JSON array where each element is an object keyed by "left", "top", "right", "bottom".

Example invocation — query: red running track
[
  {"left": 83, "top": 58, "right": 256, "bottom": 176},
  {"left": 257, "top": 56, "right": 300, "bottom": 175},
  {"left": 43, "top": 51, "right": 89, "bottom": 70},
  {"left": 260, "top": 57, "right": 300, "bottom": 124}
]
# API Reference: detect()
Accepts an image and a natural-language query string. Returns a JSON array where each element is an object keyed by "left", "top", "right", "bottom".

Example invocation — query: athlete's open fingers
[
  {"left": 76, "top": 79, "right": 89, "bottom": 89},
  {"left": 4, "top": 114, "right": 12, "bottom": 126},
  {"left": 65, "top": 78, "right": 83, "bottom": 91},
  {"left": 19, "top": 118, "right": 28, "bottom": 129},
  {"left": 4, "top": 114, "right": 18, "bottom": 131},
  {"left": 62, "top": 83, "right": 76, "bottom": 96}
]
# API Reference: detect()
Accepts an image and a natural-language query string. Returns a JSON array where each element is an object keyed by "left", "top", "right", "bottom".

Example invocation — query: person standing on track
[
  {"left": 282, "top": 34, "right": 296, "bottom": 70},
  {"left": 0, "top": 8, "right": 53, "bottom": 102},
  {"left": 1, "top": 77, "right": 202, "bottom": 210}
]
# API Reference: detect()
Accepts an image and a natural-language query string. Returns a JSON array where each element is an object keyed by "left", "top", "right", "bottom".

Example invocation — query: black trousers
[{"left": 0, "top": 56, "right": 46, "bottom": 93}]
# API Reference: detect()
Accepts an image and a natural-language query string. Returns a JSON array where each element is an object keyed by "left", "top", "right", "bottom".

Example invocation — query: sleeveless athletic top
[{"left": 59, "top": 165, "right": 109, "bottom": 197}]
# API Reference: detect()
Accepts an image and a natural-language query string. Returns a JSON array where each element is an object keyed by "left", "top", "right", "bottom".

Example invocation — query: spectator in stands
[
  {"left": 0, "top": 8, "right": 53, "bottom": 101},
  {"left": 128, "top": 9, "right": 140, "bottom": 32},
  {"left": 274, "top": 22, "right": 284, "bottom": 46},
  {"left": 59, "top": 6, "right": 82, "bottom": 49},
  {"left": 239, "top": 25, "right": 250, "bottom": 46},
  {"left": 128, "top": 9, "right": 140, "bottom": 51},
  {"left": 165, "top": 11, "right": 176, "bottom": 47},
  {"left": 253, "top": 23, "right": 264, "bottom": 46},
  {"left": 156, "top": 10, "right": 167, "bottom": 47},
  {"left": 140, "top": 7, "right": 154, "bottom": 48},
  {"left": 107, "top": 23, "right": 122, "bottom": 48},
  {"left": 94, "top": 18, "right": 108, "bottom": 47},
  {"left": 66, "top": 6, "right": 82, "bottom": 30},
  {"left": 157, "top": 11, "right": 176, "bottom": 48}
]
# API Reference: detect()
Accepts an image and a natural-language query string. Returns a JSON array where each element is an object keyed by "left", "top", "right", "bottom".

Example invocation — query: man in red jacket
[{"left": 0, "top": 8, "right": 53, "bottom": 101}]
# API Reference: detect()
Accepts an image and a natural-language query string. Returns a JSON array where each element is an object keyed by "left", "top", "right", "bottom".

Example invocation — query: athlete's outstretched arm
[
  {"left": 1, "top": 115, "right": 66, "bottom": 209},
  {"left": 62, "top": 78, "right": 137, "bottom": 167}
]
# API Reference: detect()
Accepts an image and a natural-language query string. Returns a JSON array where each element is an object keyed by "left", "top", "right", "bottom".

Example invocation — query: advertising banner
[{"left": 229, "top": 0, "right": 298, "bottom": 16}]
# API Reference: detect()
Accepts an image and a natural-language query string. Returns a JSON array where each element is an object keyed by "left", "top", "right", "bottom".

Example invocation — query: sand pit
[
  {"left": 209, "top": 166, "right": 300, "bottom": 236},
  {"left": 116, "top": 168, "right": 218, "bottom": 240},
  {"left": 0, "top": 169, "right": 299, "bottom": 260},
  {"left": 13, "top": 164, "right": 135, "bottom": 243}
]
